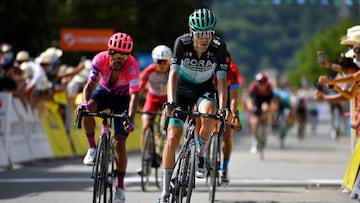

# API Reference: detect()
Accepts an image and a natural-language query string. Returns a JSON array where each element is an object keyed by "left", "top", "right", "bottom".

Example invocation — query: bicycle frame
[
  {"left": 207, "top": 115, "right": 226, "bottom": 203},
  {"left": 137, "top": 110, "right": 165, "bottom": 191},
  {"left": 75, "top": 110, "right": 130, "bottom": 203},
  {"left": 168, "top": 109, "right": 223, "bottom": 203}
]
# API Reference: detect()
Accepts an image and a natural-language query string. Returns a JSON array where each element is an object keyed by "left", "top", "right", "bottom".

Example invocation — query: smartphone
[{"left": 317, "top": 51, "right": 326, "bottom": 65}]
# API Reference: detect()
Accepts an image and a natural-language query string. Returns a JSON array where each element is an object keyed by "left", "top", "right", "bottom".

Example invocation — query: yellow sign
[
  {"left": 42, "top": 101, "right": 74, "bottom": 157},
  {"left": 342, "top": 140, "right": 360, "bottom": 190}
]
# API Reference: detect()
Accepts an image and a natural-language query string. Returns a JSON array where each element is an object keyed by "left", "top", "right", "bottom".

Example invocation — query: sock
[
  {"left": 116, "top": 172, "right": 125, "bottom": 189},
  {"left": 162, "top": 169, "right": 173, "bottom": 198},
  {"left": 195, "top": 135, "right": 201, "bottom": 154},
  {"left": 222, "top": 159, "right": 229, "bottom": 171},
  {"left": 198, "top": 136, "right": 208, "bottom": 157},
  {"left": 86, "top": 132, "right": 96, "bottom": 148}
]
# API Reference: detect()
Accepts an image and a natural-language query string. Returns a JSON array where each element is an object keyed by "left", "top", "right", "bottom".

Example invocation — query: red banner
[{"left": 60, "top": 28, "right": 114, "bottom": 51}]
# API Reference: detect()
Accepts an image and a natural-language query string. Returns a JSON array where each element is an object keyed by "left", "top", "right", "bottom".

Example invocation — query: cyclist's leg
[
  {"left": 161, "top": 121, "right": 183, "bottom": 201},
  {"left": 110, "top": 94, "right": 131, "bottom": 202},
  {"left": 249, "top": 109, "right": 261, "bottom": 153},
  {"left": 221, "top": 123, "right": 232, "bottom": 183},
  {"left": 196, "top": 97, "right": 217, "bottom": 178},
  {"left": 261, "top": 101, "right": 272, "bottom": 129},
  {"left": 83, "top": 85, "right": 107, "bottom": 165}
]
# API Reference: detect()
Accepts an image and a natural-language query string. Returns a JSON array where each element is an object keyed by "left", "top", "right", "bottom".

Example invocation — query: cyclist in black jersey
[{"left": 159, "top": 8, "right": 230, "bottom": 203}]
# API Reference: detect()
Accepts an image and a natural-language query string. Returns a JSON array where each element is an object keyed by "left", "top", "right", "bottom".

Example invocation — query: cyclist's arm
[
  {"left": 229, "top": 88, "right": 238, "bottom": 116},
  {"left": 128, "top": 92, "right": 139, "bottom": 123},
  {"left": 82, "top": 80, "right": 97, "bottom": 103},
  {"left": 217, "top": 77, "right": 228, "bottom": 110},
  {"left": 167, "top": 66, "right": 178, "bottom": 104}
]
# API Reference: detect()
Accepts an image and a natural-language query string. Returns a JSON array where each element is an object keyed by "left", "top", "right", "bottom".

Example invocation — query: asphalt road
[{"left": 0, "top": 121, "right": 358, "bottom": 203}]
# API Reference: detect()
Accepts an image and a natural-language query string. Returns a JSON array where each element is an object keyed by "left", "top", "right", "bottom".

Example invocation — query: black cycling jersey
[
  {"left": 170, "top": 33, "right": 228, "bottom": 84},
  {"left": 170, "top": 33, "right": 229, "bottom": 117}
]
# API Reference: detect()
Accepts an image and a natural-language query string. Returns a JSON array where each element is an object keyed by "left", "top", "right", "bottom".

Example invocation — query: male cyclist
[
  {"left": 159, "top": 8, "right": 230, "bottom": 203},
  {"left": 246, "top": 72, "right": 273, "bottom": 154},
  {"left": 76, "top": 32, "right": 139, "bottom": 203},
  {"left": 137, "top": 45, "right": 172, "bottom": 175},
  {"left": 214, "top": 52, "right": 242, "bottom": 185},
  {"left": 272, "top": 86, "right": 293, "bottom": 148}
]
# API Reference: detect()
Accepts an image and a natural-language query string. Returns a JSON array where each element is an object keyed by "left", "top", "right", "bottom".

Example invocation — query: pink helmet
[{"left": 108, "top": 32, "right": 133, "bottom": 54}]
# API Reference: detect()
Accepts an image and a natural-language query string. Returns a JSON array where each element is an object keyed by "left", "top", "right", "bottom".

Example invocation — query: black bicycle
[
  {"left": 167, "top": 109, "right": 222, "bottom": 203},
  {"left": 75, "top": 108, "right": 130, "bottom": 203},
  {"left": 206, "top": 112, "right": 226, "bottom": 203},
  {"left": 137, "top": 110, "right": 166, "bottom": 191}
]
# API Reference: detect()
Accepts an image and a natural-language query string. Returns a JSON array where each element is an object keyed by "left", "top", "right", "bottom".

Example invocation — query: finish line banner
[{"left": 60, "top": 28, "right": 114, "bottom": 52}]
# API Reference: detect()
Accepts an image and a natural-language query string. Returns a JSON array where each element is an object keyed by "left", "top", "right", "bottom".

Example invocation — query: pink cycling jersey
[{"left": 88, "top": 51, "right": 140, "bottom": 95}]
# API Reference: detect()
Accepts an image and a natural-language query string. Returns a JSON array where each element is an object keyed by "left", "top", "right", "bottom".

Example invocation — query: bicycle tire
[
  {"left": 140, "top": 128, "right": 153, "bottom": 192},
  {"left": 108, "top": 139, "right": 115, "bottom": 203},
  {"left": 178, "top": 139, "right": 195, "bottom": 203},
  {"left": 93, "top": 137, "right": 107, "bottom": 203},
  {"left": 258, "top": 123, "right": 266, "bottom": 160},
  {"left": 154, "top": 131, "right": 165, "bottom": 189},
  {"left": 209, "top": 133, "right": 219, "bottom": 203}
]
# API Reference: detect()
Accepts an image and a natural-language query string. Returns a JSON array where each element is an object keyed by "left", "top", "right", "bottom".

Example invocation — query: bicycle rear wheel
[
  {"left": 208, "top": 133, "right": 220, "bottom": 203},
  {"left": 258, "top": 124, "right": 266, "bottom": 160},
  {"left": 178, "top": 139, "right": 196, "bottom": 203},
  {"left": 140, "top": 128, "right": 153, "bottom": 192},
  {"left": 93, "top": 137, "right": 110, "bottom": 203},
  {"left": 154, "top": 132, "right": 165, "bottom": 189}
]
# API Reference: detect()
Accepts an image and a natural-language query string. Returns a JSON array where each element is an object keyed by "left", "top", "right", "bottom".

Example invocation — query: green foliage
[
  {"left": 289, "top": 18, "right": 359, "bottom": 87},
  {"left": 212, "top": 2, "right": 360, "bottom": 83}
]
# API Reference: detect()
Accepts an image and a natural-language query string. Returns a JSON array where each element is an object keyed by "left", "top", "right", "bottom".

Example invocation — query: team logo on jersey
[{"left": 183, "top": 58, "right": 213, "bottom": 67}]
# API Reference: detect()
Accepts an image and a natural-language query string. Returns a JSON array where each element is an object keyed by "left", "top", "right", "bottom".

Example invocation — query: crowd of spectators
[{"left": 0, "top": 43, "right": 91, "bottom": 121}]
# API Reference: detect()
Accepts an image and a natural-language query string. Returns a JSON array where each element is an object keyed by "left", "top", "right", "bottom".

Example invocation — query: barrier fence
[{"left": 0, "top": 92, "right": 141, "bottom": 169}]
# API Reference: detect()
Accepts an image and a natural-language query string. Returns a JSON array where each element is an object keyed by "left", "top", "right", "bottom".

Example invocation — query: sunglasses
[
  {"left": 156, "top": 59, "right": 169, "bottom": 65},
  {"left": 109, "top": 50, "right": 128, "bottom": 60},
  {"left": 192, "top": 30, "right": 215, "bottom": 39}
]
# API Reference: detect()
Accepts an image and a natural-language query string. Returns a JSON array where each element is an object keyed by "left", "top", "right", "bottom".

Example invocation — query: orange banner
[{"left": 60, "top": 28, "right": 114, "bottom": 51}]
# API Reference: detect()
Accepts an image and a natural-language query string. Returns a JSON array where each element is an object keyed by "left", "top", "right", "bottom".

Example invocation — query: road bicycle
[
  {"left": 75, "top": 108, "right": 130, "bottom": 203},
  {"left": 167, "top": 108, "right": 221, "bottom": 203},
  {"left": 257, "top": 112, "right": 267, "bottom": 160},
  {"left": 137, "top": 110, "right": 166, "bottom": 191},
  {"left": 205, "top": 112, "right": 226, "bottom": 203},
  {"left": 276, "top": 107, "right": 291, "bottom": 149}
]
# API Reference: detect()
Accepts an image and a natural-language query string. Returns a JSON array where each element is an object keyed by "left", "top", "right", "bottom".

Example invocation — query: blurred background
[{"left": 1, "top": 0, "right": 359, "bottom": 86}]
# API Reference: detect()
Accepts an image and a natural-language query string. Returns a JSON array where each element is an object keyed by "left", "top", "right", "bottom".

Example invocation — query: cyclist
[
  {"left": 137, "top": 45, "right": 172, "bottom": 175},
  {"left": 246, "top": 72, "right": 274, "bottom": 154},
  {"left": 272, "top": 86, "right": 293, "bottom": 148},
  {"left": 159, "top": 8, "right": 230, "bottom": 203},
  {"left": 76, "top": 32, "right": 140, "bottom": 203},
  {"left": 214, "top": 53, "right": 242, "bottom": 185}
]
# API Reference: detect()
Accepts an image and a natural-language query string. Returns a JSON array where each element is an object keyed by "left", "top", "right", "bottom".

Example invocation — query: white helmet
[{"left": 151, "top": 45, "right": 172, "bottom": 61}]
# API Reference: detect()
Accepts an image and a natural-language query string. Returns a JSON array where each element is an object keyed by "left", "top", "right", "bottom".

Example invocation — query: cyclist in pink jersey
[
  {"left": 137, "top": 45, "right": 172, "bottom": 174},
  {"left": 76, "top": 32, "right": 140, "bottom": 203}
]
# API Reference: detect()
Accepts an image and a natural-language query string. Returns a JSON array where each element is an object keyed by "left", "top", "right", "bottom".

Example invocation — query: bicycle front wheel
[
  {"left": 93, "top": 137, "right": 110, "bottom": 203},
  {"left": 140, "top": 128, "right": 153, "bottom": 192},
  {"left": 208, "top": 133, "right": 220, "bottom": 203},
  {"left": 178, "top": 139, "right": 196, "bottom": 203}
]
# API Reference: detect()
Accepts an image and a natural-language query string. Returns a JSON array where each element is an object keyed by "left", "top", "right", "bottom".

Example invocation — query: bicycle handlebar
[
  {"left": 74, "top": 108, "right": 131, "bottom": 129},
  {"left": 164, "top": 109, "right": 226, "bottom": 132}
]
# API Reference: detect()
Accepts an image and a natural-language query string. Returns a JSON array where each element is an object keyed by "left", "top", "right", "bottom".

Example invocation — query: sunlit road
[{"left": 0, "top": 122, "right": 357, "bottom": 203}]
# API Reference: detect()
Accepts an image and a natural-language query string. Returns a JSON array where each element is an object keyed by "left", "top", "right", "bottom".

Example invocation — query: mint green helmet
[{"left": 188, "top": 8, "right": 216, "bottom": 31}]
